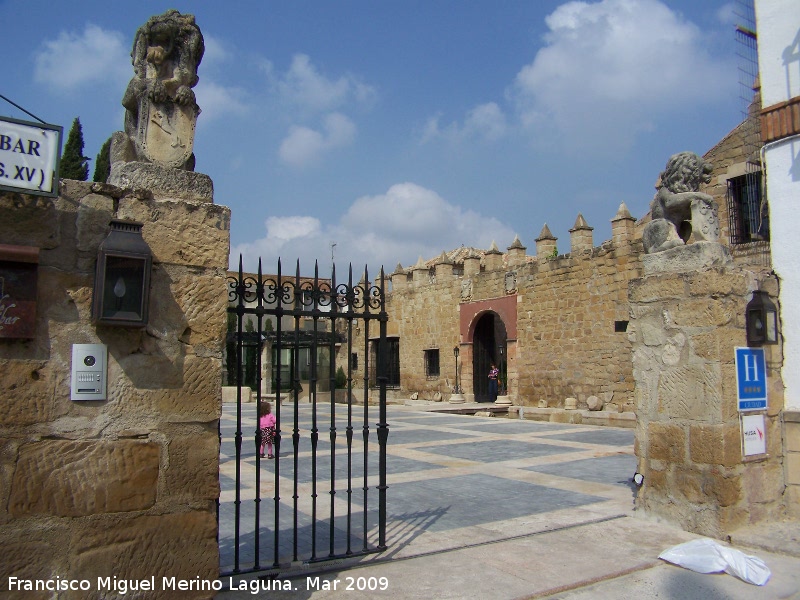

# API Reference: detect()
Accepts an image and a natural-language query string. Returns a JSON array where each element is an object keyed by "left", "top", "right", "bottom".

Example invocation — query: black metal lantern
[
  {"left": 746, "top": 290, "right": 778, "bottom": 346},
  {"left": 92, "top": 219, "right": 152, "bottom": 327},
  {"left": 453, "top": 345, "right": 460, "bottom": 394}
]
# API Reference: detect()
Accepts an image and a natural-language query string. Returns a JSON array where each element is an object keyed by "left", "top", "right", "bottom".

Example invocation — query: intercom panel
[{"left": 71, "top": 343, "right": 107, "bottom": 401}]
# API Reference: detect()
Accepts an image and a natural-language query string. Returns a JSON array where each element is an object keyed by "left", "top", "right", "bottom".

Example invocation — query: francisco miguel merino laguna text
[{"left": 7, "top": 576, "right": 297, "bottom": 594}]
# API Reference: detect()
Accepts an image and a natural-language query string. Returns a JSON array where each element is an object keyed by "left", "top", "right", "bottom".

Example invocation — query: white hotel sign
[{"left": 0, "top": 116, "right": 62, "bottom": 197}]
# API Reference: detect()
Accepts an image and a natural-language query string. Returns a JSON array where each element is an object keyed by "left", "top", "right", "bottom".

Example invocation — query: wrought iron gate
[{"left": 219, "top": 257, "right": 388, "bottom": 576}]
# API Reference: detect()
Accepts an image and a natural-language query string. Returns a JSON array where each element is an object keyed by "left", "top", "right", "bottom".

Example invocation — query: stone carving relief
[
  {"left": 460, "top": 278, "right": 473, "bottom": 302},
  {"left": 642, "top": 152, "right": 720, "bottom": 254},
  {"left": 113, "top": 10, "right": 205, "bottom": 171},
  {"left": 505, "top": 271, "right": 517, "bottom": 294}
]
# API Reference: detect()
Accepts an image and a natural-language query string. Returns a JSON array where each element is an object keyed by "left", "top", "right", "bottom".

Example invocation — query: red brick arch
[{"left": 460, "top": 295, "right": 517, "bottom": 344}]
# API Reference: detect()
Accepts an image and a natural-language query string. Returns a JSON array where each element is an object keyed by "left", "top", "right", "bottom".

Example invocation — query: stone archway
[{"left": 472, "top": 311, "right": 507, "bottom": 402}]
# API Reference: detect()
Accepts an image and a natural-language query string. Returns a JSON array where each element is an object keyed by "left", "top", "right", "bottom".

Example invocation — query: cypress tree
[
  {"left": 92, "top": 135, "right": 112, "bottom": 183},
  {"left": 61, "top": 118, "right": 90, "bottom": 181}
]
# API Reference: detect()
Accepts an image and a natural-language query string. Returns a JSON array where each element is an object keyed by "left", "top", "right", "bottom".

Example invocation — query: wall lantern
[
  {"left": 746, "top": 290, "right": 778, "bottom": 346},
  {"left": 92, "top": 220, "right": 152, "bottom": 327}
]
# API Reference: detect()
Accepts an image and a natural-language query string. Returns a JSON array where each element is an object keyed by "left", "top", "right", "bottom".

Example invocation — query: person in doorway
[
  {"left": 488, "top": 363, "right": 499, "bottom": 403},
  {"left": 259, "top": 401, "right": 277, "bottom": 459}
]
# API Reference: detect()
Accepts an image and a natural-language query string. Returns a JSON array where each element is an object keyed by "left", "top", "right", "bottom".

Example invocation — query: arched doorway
[{"left": 472, "top": 312, "right": 507, "bottom": 402}]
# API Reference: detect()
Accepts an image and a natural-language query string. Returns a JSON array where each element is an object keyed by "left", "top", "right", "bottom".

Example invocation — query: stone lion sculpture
[
  {"left": 642, "top": 151, "right": 720, "bottom": 254},
  {"left": 113, "top": 10, "right": 204, "bottom": 171}
]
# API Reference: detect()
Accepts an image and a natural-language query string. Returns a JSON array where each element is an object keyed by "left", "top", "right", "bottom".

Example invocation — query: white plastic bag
[{"left": 659, "top": 538, "right": 771, "bottom": 586}]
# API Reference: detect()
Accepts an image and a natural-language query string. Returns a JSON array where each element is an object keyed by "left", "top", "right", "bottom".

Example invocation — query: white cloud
[
  {"left": 232, "top": 216, "right": 322, "bottom": 267},
  {"left": 279, "top": 112, "right": 356, "bottom": 167},
  {"left": 422, "top": 102, "right": 507, "bottom": 144},
  {"left": 715, "top": 3, "right": 739, "bottom": 26},
  {"left": 188, "top": 33, "right": 251, "bottom": 122},
  {"left": 201, "top": 33, "right": 231, "bottom": 65},
  {"left": 231, "top": 182, "right": 515, "bottom": 274},
  {"left": 464, "top": 103, "right": 508, "bottom": 140},
  {"left": 275, "top": 53, "right": 376, "bottom": 115},
  {"left": 279, "top": 126, "right": 325, "bottom": 166},
  {"left": 34, "top": 24, "right": 129, "bottom": 91},
  {"left": 195, "top": 80, "right": 249, "bottom": 121},
  {"left": 264, "top": 54, "right": 374, "bottom": 167},
  {"left": 510, "top": 0, "right": 735, "bottom": 152}
]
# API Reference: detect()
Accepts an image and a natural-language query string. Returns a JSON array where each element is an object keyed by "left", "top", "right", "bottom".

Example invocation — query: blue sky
[{"left": 0, "top": 0, "right": 748, "bottom": 274}]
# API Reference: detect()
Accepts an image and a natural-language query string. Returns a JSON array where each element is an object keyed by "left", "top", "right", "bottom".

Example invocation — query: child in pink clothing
[{"left": 259, "top": 401, "right": 277, "bottom": 459}]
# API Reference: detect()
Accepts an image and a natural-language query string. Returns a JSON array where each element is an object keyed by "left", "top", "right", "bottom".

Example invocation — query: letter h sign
[{"left": 735, "top": 347, "right": 768, "bottom": 411}]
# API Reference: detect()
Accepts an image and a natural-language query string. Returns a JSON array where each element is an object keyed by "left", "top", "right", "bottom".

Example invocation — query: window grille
[
  {"left": 424, "top": 349, "right": 440, "bottom": 378},
  {"left": 370, "top": 338, "right": 400, "bottom": 388},
  {"left": 727, "top": 171, "right": 768, "bottom": 245}
]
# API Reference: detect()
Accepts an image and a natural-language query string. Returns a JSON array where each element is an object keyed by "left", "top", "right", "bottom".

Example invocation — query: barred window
[
  {"left": 369, "top": 338, "right": 400, "bottom": 389},
  {"left": 424, "top": 349, "right": 440, "bottom": 378},
  {"left": 727, "top": 172, "right": 768, "bottom": 244}
]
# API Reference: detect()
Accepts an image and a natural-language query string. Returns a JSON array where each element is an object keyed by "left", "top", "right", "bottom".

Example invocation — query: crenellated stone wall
[
  {"left": 0, "top": 179, "right": 230, "bottom": 599},
  {"left": 363, "top": 204, "right": 643, "bottom": 409},
  {"left": 516, "top": 237, "right": 641, "bottom": 409}
]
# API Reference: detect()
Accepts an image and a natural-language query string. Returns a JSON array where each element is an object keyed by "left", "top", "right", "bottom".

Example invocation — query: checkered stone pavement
[{"left": 218, "top": 402, "right": 636, "bottom": 573}]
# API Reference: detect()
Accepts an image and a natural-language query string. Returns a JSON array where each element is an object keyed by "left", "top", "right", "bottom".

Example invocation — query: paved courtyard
[{"left": 218, "top": 401, "right": 637, "bottom": 574}]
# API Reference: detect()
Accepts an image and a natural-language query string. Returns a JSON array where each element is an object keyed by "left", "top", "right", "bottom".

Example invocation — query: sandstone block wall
[
  {"left": 0, "top": 180, "right": 230, "bottom": 599},
  {"left": 385, "top": 268, "right": 462, "bottom": 397},
  {"left": 630, "top": 265, "right": 785, "bottom": 536},
  {"left": 785, "top": 412, "right": 800, "bottom": 518},
  {"left": 516, "top": 240, "right": 640, "bottom": 408}
]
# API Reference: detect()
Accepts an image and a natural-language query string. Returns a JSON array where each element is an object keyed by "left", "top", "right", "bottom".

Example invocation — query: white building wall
[
  {"left": 755, "top": 0, "right": 800, "bottom": 409},
  {"left": 756, "top": 0, "right": 800, "bottom": 105}
]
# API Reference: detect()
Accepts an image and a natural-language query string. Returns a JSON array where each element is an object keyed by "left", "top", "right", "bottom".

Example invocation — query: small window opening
[{"left": 424, "top": 349, "right": 440, "bottom": 378}]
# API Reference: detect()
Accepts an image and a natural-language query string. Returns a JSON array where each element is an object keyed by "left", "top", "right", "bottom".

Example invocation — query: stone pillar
[
  {"left": 569, "top": 214, "right": 594, "bottom": 253},
  {"left": 629, "top": 244, "right": 785, "bottom": 537},
  {"left": 484, "top": 241, "right": 503, "bottom": 272},
  {"left": 462, "top": 344, "right": 475, "bottom": 403},
  {"left": 411, "top": 256, "right": 429, "bottom": 286},
  {"left": 785, "top": 412, "right": 800, "bottom": 517},
  {"left": 391, "top": 264, "right": 407, "bottom": 292},
  {"left": 0, "top": 180, "right": 230, "bottom": 593},
  {"left": 463, "top": 251, "right": 481, "bottom": 277},
  {"left": 535, "top": 224, "right": 557, "bottom": 258},
  {"left": 506, "top": 235, "right": 527, "bottom": 267},
  {"left": 611, "top": 202, "right": 636, "bottom": 246},
  {"left": 506, "top": 339, "right": 518, "bottom": 402},
  {"left": 434, "top": 251, "right": 454, "bottom": 279}
]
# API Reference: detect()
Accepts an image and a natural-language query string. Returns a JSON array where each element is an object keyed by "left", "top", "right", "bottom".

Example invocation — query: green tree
[
  {"left": 92, "top": 135, "right": 112, "bottom": 183},
  {"left": 61, "top": 118, "right": 90, "bottom": 181},
  {"left": 335, "top": 365, "right": 347, "bottom": 389}
]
